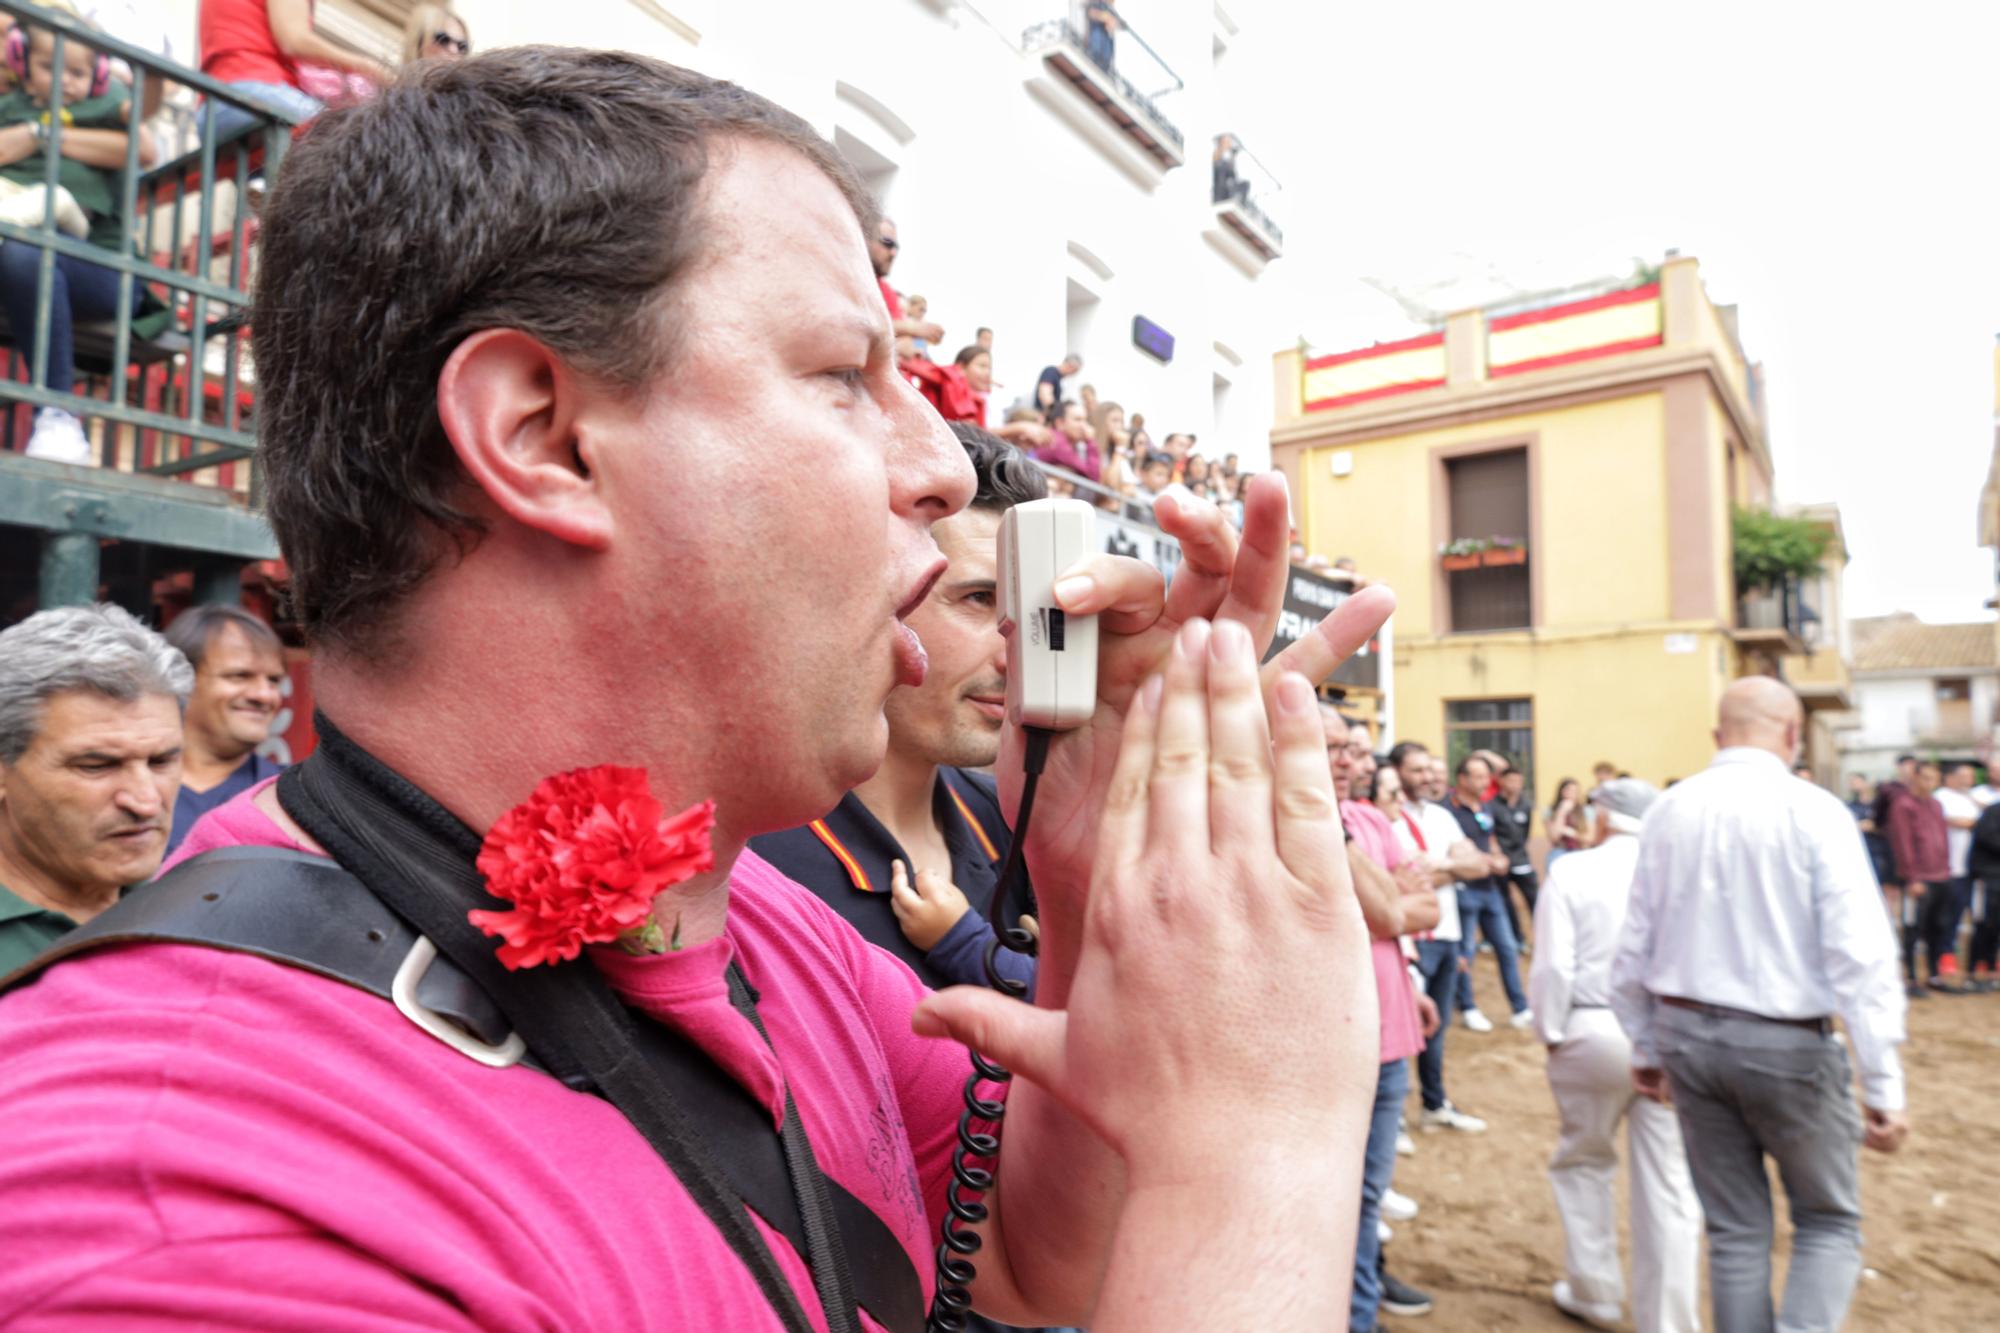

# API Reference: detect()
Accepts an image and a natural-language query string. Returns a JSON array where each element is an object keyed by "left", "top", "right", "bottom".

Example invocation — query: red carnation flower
[{"left": 468, "top": 765, "right": 716, "bottom": 970}]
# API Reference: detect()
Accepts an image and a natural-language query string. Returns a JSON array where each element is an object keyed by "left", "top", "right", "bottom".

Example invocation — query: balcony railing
[
  {"left": 0, "top": 0, "right": 291, "bottom": 609},
  {"left": 0, "top": 0, "right": 294, "bottom": 481},
  {"left": 1734, "top": 575, "right": 1807, "bottom": 654},
  {"left": 1211, "top": 132, "right": 1282, "bottom": 258},
  {"left": 1023, "top": 3, "right": 1184, "bottom": 172}
]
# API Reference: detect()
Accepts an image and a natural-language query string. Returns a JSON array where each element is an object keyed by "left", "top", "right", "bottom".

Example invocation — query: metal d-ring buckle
[{"left": 390, "top": 936, "right": 528, "bottom": 1069}]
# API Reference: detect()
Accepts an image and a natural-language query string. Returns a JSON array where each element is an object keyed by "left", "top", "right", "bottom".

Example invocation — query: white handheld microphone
[{"left": 996, "top": 498, "right": 1101, "bottom": 732}]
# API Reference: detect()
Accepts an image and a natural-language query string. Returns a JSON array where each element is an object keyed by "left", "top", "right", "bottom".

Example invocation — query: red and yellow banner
[
  {"left": 1303, "top": 331, "right": 1446, "bottom": 411},
  {"left": 1488, "top": 283, "right": 1661, "bottom": 378}
]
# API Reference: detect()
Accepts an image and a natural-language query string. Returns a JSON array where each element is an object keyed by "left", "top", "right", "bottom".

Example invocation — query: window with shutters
[
  {"left": 1445, "top": 448, "right": 1531, "bottom": 632},
  {"left": 1444, "top": 698, "right": 1534, "bottom": 797}
]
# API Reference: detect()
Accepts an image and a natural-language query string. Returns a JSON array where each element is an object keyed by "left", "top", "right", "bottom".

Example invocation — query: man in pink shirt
[
  {"left": 0, "top": 45, "right": 1398, "bottom": 1332},
  {"left": 1324, "top": 707, "right": 1441, "bottom": 1332}
]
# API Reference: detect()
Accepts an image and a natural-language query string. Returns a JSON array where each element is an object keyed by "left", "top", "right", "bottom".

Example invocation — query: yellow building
[{"left": 1269, "top": 255, "right": 1845, "bottom": 798}]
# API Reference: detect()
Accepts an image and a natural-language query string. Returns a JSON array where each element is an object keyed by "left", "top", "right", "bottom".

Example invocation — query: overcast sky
[{"left": 1228, "top": 0, "right": 1997, "bottom": 623}]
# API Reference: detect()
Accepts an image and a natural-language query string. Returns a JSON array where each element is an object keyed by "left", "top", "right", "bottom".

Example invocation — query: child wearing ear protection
[{"left": 0, "top": 13, "right": 155, "bottom": 462}]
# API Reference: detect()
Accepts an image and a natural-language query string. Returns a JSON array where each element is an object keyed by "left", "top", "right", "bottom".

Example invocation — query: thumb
[{"left": 913, "top": 987, "right": 1067, "bottom": 1089}]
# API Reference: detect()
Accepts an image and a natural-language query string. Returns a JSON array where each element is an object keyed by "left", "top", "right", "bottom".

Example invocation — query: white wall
[
  {"left": 154, "top": 0, "right": 1286, "bottom": 467},
  {"left": 1843, "top": 671, "right": 2000, "bottom": 775}
]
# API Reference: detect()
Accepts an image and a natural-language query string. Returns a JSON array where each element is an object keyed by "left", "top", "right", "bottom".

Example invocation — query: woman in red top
[{"left": 201, "top": 0, "right": 386, "bottom": 139}]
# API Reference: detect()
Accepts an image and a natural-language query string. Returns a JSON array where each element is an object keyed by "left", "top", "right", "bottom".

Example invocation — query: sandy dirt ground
[{"left": 1379, "top": 953, "right": 2000, "bottom": 1330}]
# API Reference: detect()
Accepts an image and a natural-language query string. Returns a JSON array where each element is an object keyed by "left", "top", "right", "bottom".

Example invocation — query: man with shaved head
[{"left": 1610, "top": 676, "right": 1908, "bottom": 1333}]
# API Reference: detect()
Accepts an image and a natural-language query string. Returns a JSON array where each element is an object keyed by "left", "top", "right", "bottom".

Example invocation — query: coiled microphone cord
[{"left": 927, "top": 725, "right": 1053, "bottom": 1332}]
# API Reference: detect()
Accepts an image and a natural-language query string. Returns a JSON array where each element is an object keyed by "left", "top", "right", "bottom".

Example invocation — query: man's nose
[
  {"left": 115, "top": 770, "right": 163, "bottom": 820},
  {"left": 886, "top": 388, "right": 974, "bottom": 522}
]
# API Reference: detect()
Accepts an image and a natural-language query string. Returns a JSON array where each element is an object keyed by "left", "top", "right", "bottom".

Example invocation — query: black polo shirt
[
  {"left": 750, "top": 768, "right": 1032, "bottom": 992},
  {"left": 1445, "top": 792, "right": 1501, "bottom": 893}
]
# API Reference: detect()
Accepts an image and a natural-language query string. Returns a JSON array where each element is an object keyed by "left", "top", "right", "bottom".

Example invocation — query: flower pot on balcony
[
  {"left": 1441, "top": 553, "right": 1482, "bottom": 572},
  {"left": 1482, "top": 546, "right": 1527, "bottom": 567}
]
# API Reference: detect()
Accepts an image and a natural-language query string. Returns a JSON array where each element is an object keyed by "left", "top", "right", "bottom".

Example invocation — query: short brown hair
[{"left": 252, "top": 47, "right": 875, "bottom": 655}]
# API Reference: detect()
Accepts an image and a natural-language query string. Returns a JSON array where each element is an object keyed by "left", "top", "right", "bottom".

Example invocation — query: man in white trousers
[{"left": 1530, "top": 779, "right": 1702, "bottom": 1332}]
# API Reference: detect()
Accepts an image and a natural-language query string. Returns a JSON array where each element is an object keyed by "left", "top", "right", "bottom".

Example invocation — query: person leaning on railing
[{"left": 0, "top": 7, "right": 165, "bottom": 464}]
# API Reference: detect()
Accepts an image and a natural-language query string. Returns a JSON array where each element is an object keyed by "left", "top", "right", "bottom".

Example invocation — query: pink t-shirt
[
  {"left": 1343, "top": 800, "right": 1425, "bottom": 1064},
  {"left": 0, "top": 785, "right": 977, "bottom": 1329}
]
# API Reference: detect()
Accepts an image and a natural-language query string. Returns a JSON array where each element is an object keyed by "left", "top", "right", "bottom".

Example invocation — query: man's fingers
[
  {"left": 1268, "top": 671, "right": 1343, "bottom": 893},
  {"left": 1263, "top": 584, "right": 1397, "bottom": 698},
  {"left": 913, "top": 987, "right": 1068, "bottom": 1091},
  {"left": 1153, "top": 491, "right": 1240, "bottom": 627},
  {"left": 1202, "top": 619, "right": 1275, "bottom": 857},
  {"left": 1148, "top": 618, "right": 1213, "bottom": 860},
  {"left": 1098, "top": 671, "right": 1162, "bottom": 873},
  {"left": 889, "top": 860, "right": 920, "bottom": 905},
  {"left": 913, "top": 866, "right": 951, "bottom": 902},
  {"left": 1203, "top": 471, "right": 1293, "bottom": 649},
  {"left": 1052, "top": 553, "right": 1168, "bottom": 636}
]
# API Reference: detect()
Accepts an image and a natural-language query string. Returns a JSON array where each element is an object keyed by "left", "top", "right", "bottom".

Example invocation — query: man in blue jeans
[
  {"left": 1446, "top": 753, "right": 1534, "bottom": 1032},
  {"left": 1389, "top": 742, "right": 1492, "bottom": 1134},
  {"left": 1334, "top": 714, "right": 1442, "bottom": 1329}
]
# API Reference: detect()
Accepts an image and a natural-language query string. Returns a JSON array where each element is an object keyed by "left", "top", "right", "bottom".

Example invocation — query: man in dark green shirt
[
  {"left": 0, "top": 882, "right": 77, "bottom": 976},
  {"left": 0, "top": 604, "right": 191, "bottom": 977}
]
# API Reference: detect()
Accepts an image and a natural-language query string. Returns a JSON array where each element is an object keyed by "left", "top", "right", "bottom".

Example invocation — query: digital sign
[{"left": 1131, "top": 315, "right": 1175, "bottom": 364}]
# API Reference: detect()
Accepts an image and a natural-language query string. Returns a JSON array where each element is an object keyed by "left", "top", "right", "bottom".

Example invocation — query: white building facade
[
  {"left": 161, "top": 0, "right": 1293, "bottom": 467},
  {"left": 1839, "top": 614, "right": 1999, "bottom": 778}
]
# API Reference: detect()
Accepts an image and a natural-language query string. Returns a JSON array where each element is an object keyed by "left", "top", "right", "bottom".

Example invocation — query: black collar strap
[{"left": 273, "top": 713, "right": 896, "bottom": 1333}]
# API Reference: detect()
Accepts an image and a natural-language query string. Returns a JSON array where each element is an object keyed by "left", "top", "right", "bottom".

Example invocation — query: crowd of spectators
[
  {"left": 872, "top": 216, "right": 1255, "bottom": 531},
  {"left": 0, "top": 1, "right": 470, "bottom": 466}
]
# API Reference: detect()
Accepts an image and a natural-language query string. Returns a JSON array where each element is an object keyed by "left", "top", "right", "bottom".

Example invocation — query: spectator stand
[{"left": 0, "top": 0, "right": 288, "bottom": 621}]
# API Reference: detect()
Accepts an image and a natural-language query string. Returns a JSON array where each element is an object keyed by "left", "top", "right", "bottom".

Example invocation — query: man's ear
[{"left": 435, "top": 328, "right": 613, "bottom": 551}]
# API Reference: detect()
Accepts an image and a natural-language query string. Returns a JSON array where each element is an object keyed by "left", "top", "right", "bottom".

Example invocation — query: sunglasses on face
[{"left": 432, "top": 32, "right": 470, "bottom": 55}]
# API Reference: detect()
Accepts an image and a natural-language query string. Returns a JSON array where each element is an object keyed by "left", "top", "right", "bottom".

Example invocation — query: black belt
[{"left": 1660, "top": 995, "right": 1833, "bottom": 1035}]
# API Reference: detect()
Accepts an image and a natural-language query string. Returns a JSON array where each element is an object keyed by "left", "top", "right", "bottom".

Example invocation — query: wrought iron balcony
[
  {"left": 1733, "top": 574, "right": 1808, "bottom": 657},
  {"left": 1022, "top": 4, "right": 1184, "bottom": 180},
  {"left": 1211, "top": 132, "right": 1282, "bottom": 261}
]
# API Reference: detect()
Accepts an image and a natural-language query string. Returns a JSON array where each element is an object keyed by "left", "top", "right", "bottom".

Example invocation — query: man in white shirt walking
[
  {"left": 1387, "top": 741, "right": 1494, "bottom": 1133},
  {"left": 1532, "top": 779, "right": 1701, "bottom": 1333},
  {"left": 1610, "top": 678, "right": 1909, "bottom": 1333}
]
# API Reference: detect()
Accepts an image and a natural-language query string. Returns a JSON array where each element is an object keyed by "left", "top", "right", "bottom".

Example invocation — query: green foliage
[
  {"left": 1732, "top": 507, "right": 1830, "bottom": 591},
  {"left": 1440, "top": 536, "right": 1489, "bottom": 557}
]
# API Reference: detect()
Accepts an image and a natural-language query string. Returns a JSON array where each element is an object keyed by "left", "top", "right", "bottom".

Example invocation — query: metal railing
[
  {"left": 1737, "top": 575, "right": 1806, "bottom": 640},
  {"left": 1023, "top": 2, "right": 1184, "bottom": 154},
  {"left": 1211, "top": 132, "right": 1283, "bottom": 247},
  {"left": 1028, "top": 456, "right": 1174, "bottom": 530},
  {"left": 0, "top": 0, "right": 297, "bottom": 483}
]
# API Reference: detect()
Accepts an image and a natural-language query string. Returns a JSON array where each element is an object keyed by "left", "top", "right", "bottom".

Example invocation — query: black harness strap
[
  {"left": 1, "top": 840, "right": 926, "bottom": 1333},
  {"left": 278, "top": 731, "right": 876, "bottom": 1333}
]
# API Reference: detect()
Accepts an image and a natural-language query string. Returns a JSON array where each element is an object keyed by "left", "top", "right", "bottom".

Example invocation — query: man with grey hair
[
  {"left": 0, "top": 604, "right": 190, "bottom": 972},
  {"left": 1610, "top": 676, "right": 1908, "bottom": 1333},
  {"left": 1532, "top": 778, "right": 1700, "bottom": 1332}
]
